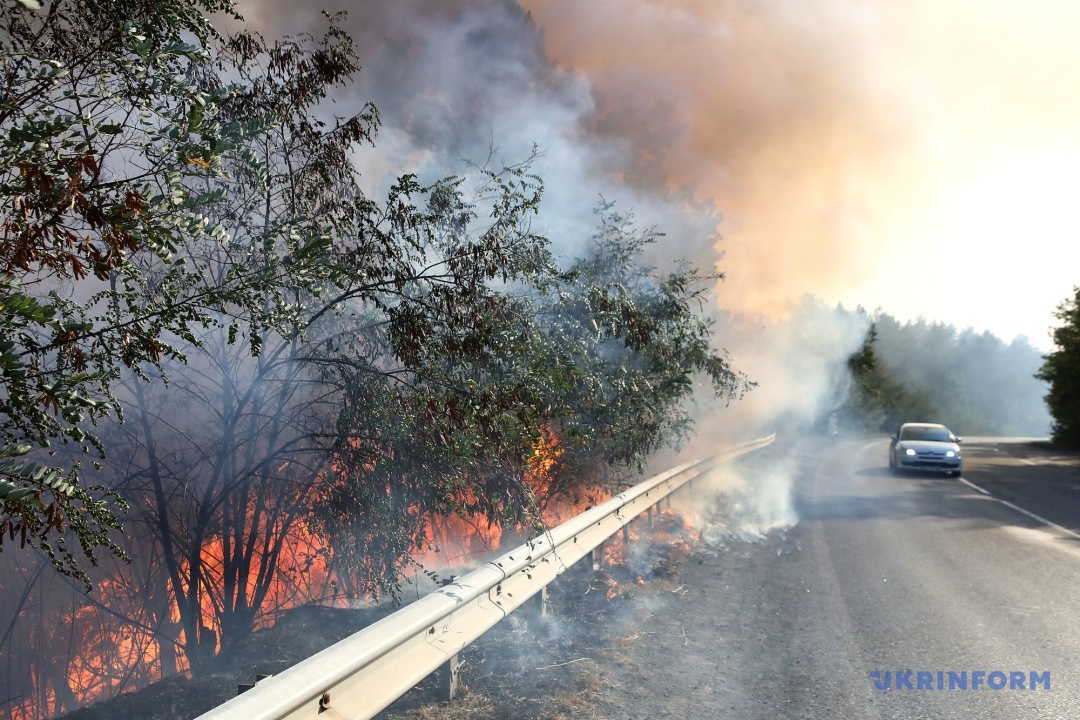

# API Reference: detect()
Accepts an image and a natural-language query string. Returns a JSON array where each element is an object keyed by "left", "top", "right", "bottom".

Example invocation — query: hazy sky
[
  {"left": 245, "top": 0, "right": 1080, "bottom": 349},
  {"left": 516, "top": 0, "right": 1080, "bottom": 348}
]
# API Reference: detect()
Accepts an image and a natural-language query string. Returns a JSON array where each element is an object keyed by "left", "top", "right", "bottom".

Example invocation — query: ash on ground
[
  {"left": 56, "top": 517, "right": 694, "bottom": 720},
  {"left": 376, "top": 520, "right": 695, "bottom": 720}
]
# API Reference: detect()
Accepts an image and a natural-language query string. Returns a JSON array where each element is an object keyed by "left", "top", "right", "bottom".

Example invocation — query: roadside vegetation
[
  {"left": 1037, "top": 287, "right": 1080, "bottom": 447},
  {"left": 0, "top": 1, "right": 748, "bottom": 716},
  {"left": 840, "top": 310, "right": 1050, "bottom": 437}
]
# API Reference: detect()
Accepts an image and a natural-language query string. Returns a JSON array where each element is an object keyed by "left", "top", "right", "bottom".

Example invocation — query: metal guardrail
[{"left": 195, "top": 434, "right": 776, "bottom": 720}]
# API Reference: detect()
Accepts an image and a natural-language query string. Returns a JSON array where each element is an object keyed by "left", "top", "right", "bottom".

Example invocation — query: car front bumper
[{"left": 898, "top": 455, "right": 961, "bottom": 473}]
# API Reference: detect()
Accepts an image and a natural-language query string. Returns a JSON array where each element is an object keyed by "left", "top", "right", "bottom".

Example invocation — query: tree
[
  {"left": 94, "top": 21, "right": 554, "bottom": 667},
  {"left": 842, "top": 321, "right": 937, "bottom": 434},
  {"left": 531, "top": 203, "right": 745, "bottom": 478},
  {"left": 837, "top": 309, "right": 1050, "bottom": 437},
  {"left": 0, "top": 0, "right": 262, "bottom": 585},
  {"left": 2, "top": 3, "right": 752, "bottom": 706},
  {"left": 1038, "top": 287, "right": 1080, "bottom": 447},
  {"left": 1, "top": 0, "right": 390, "bottom": 587},
  {"left": 313, "top": 202, "right": 749, "bottom": 599}
]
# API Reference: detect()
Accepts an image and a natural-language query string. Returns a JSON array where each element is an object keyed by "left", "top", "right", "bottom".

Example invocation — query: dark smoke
[{"left": 242, "top": 0, "right": 726, "bottom": 272}]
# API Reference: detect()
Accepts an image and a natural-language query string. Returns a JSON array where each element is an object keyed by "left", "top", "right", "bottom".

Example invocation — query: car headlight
[
  {"left": 946, "top": 450, "right": 955, "bottom": 457},
  {"left": 905, "top": 448, "right": 916, "bottom": 456}
]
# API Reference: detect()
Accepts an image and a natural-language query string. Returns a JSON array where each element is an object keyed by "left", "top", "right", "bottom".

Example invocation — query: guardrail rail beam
[{"left": 195, "top": 434, "right": 775, "bottom": 720}]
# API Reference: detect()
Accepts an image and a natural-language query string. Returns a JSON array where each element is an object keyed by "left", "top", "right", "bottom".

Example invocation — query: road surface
[{"left": 600, "top": 437, "right": 1080, "bottom": 719}]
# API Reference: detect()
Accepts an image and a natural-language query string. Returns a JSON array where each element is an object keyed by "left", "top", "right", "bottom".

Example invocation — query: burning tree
[
  {"left": 0, "top": 0, "right": 288, "bottom": 585},
  {"left": 534, "top": 204, "right": 745, "bottom": 478},
  {"left": 83, "top": 17, "right": 554, "bottom": 672},
  {"left": 0, "top": 3, "right": 749, "bottom": 716},
  {"left": 0, "top": 0, "right": 379, "bottom": 706},
  {"left": 0, "top": 6, "right": 555, "bottom": 707},
  {"left": 314, "top": 203, "right": 749, "bottom": 599}
]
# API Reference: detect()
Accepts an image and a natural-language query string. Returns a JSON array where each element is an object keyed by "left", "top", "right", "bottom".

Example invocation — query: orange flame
[{"left": 14, "top": 429, "right": 685, "bottom": 720}]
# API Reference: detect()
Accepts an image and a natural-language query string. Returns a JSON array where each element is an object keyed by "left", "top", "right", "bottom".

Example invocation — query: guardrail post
[
  {"left": 439, "top": 653, "right": 460, "bottom": 701},
  {"left": 237, "top": 674, "right": 273, "bottom": 696},
  {"left": 622, "top": 525, "right": 630, "bottom": 543},
  {"left": 590, "top": 542, "right": 603, "bottom": 570},
  {"left": 647, "top": 505, "right": 654, "bottom": 528},
  {"left": 532, "top": 585, "right": 550, "bottom": 618}
]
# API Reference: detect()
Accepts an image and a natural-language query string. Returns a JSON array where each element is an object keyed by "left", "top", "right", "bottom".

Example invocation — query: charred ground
[{"left": 56, "top": 484, "right": 708, "bottom": 720}]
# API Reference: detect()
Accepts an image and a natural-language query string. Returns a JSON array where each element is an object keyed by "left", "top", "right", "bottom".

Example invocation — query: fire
[
  {"left": 416, "top": 506, "right": 504, "bottom": 570},
  {"left": 188, "top": 523, "right": 342, "bottom": 650},
  {"left": 1, "top": 516, "right": 347, "bottom": 720},
  {"left": 596, "top": 507, "right": 697, "bottom": 601},
  {"left": 0, "top": 559, "right": 180, "bottom": 720},
  {"left": 528, "top": 427, "right": 610, "bottom": 525},
  {"left": 406, "top": 427, "right": 698, "bottom": 607},
  {"left": 411, "top": 427, "right": 598, "bottom": 573},
  {"left": 3, "top": 424, "right": 692, "bottom": 720},
  {"left": 601, "top": 525, "right": 639, "bottom": 566}
]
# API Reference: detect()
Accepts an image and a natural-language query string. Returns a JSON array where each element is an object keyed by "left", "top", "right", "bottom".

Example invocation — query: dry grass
[
  {"left": 377, "top": 520, "right": 696, "bottom": 720},
  {"left": 59, "top": 512, "right": 697, "bottom": 720}
]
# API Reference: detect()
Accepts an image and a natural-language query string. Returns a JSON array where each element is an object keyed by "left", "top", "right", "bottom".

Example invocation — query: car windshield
[{"left": 901, "top": 426, "right": 953, "bottom": 442}]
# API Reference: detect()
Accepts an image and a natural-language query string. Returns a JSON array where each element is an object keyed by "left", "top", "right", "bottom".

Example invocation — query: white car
[{"left": 888, "top": 423, "right": 962, "bottom": 477}]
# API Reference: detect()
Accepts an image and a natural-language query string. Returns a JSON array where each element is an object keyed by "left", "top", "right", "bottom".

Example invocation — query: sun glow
[{"left": 923, "top": 149, "right": 1080, "bottom": 344}]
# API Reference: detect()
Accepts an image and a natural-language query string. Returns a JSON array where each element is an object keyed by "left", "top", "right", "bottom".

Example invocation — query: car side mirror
[{"left": 954, "top": 436, "right": 962, "bottom": 444}]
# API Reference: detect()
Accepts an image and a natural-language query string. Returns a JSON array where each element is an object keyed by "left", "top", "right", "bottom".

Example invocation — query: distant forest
[{"left": 839, "top": 311, "right": 1051, "bottom": 437}]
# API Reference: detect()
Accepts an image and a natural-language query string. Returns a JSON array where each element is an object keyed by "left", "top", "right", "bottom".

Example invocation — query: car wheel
[{"left": 888, "top": 453, "right": 898, "bottom": 473}]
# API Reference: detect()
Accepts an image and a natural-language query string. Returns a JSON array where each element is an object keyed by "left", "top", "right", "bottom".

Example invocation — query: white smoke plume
[
  {"left": 240, "top": 0, "right": 725, "bottom": 271},
  {"left": 238, "top": 0, "right": 875, "bottom": 543}
]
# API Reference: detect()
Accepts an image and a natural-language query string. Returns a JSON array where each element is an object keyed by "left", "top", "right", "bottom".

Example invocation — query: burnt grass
[
  {"left": 57, "top": 514, "right": 695, "bottom": 720},
  {"left": 376, "top": 516, "right": 694, "bottom": 720}
]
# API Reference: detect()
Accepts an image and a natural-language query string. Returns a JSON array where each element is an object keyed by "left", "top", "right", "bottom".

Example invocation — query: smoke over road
[
  {"left": 241, "top": 0, "right": 871, "bottom": 376},
  {"left": 235, "top": 0, "right": 881, "bottom": 545},
  {"left": 245, "top": 0, "right": 1080, "bottom": 346},
  {"left": 237, "top": 0, "right": 1055, "bottom": 532}
]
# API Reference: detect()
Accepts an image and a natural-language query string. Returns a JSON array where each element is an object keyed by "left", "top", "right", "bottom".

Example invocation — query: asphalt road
[{"left": 603, "top": 437, "right": 1080, "bottom": 719}]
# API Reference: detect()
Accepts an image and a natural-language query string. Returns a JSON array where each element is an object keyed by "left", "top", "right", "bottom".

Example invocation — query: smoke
[
  {"left": 240, "top": 0, "right": 873, "bottom": 382},
  {"left": 235, "top": 0, "right": 1054, "bottom": 540},
  {"left": 717, "top": 300, "right": 869, "bottom": 431},
  {"left": 662, "top": 299, "right": 867, "bottom": 541},
  {"left": 241, "top": 0, "right": 724, "bottom": 270},
  {"left": 688, "top": 456, "right": 801, "bottom": 545},
  {"left": 871, "top": 314, "right": 1052, "bottom": 436},
  {"left": 515, "top": 0, "right": 906, "bottom": 318},
  {"left": 516, "top": 0, "right": 1080, "bottom": 345},
  {"left": 235, "top": 0, "right": 879, "bottom": 548}
]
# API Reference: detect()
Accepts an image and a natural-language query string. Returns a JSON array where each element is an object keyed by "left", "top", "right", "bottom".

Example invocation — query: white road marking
[
  {"left": 1020, "top": 459, "right": 1037, "bottom": 466},
  {"left": 996, "top": 499, "right": 1080, "bottom": 542},
  {"left": 867, "top": 438, "right": 1080, "bottom": 546},
  {"left": 959, "top": 477, "right": 990, "bottom": 495},
  {"left": 959, "top": 476, "right": 1080, "bottom": 542}
]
